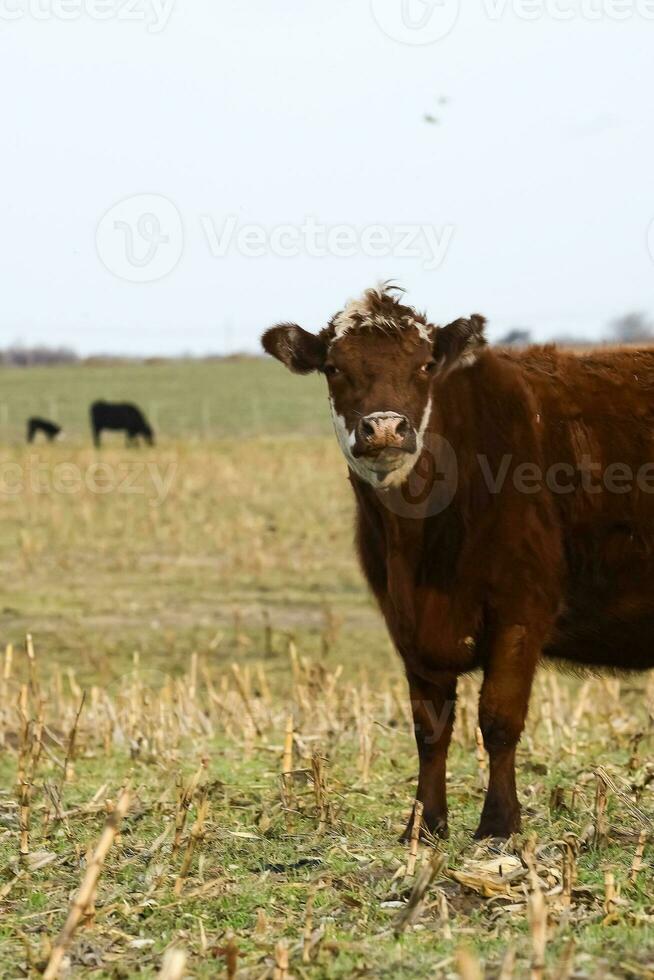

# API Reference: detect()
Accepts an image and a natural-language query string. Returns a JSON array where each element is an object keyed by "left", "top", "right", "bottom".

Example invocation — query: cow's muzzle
[{"left": 352, "top": 412, "right": 417, "bottom": 458}]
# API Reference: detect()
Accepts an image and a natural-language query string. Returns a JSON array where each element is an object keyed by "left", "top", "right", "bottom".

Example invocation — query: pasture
[{"left": 0, "top": 359, "right": 652, "bottom": 978}]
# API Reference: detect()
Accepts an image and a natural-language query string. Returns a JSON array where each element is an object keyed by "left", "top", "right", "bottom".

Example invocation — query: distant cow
[
  {"left": 263, "top": 283, "right": 654, "bottom": 840},
  {"left": 27, "top": 417, "right": 62, "bottom": 443},
  {"left": 90, "top": 401, "right": 154, "bottom": 447}
]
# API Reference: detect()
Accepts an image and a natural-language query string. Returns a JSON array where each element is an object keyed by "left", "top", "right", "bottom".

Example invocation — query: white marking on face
[{"left": 329, "top": 396, "right": 433, "bottom": 491}]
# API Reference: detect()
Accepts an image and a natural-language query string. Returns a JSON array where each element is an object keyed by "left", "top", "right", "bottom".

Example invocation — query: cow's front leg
[
  {"left": 401, "top": 669, "right": 457, "bottom": 841},
  {"left": 474, "top": 625, "right": 539, "bottom": 839}
]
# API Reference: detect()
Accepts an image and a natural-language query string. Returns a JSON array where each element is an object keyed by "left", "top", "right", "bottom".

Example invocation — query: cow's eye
[
  {"left": 324, "top": 364, "right": 341, "bottom": 378},
  {"left": 419, "top": 361, "right": 436, "bottom": 376}
]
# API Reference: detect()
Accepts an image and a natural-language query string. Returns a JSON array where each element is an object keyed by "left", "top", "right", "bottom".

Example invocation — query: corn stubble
[{"left": 0, "top": 629, "right": 652, "bottom": 978}]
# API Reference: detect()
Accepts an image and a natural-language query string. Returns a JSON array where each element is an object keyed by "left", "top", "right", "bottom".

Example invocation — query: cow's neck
[
  {"left": 353, "top": 470, "right": 458, "bottom": 641},
  {"left": 383, "top": 507, "right": 424, "bottom": 622}
]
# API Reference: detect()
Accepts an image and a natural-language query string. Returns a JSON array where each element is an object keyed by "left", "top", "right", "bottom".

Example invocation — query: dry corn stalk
[
  {"left": 172, "top": 765, "right": 203, "bottom": 859},
  {"left": 25, "top": 633, "right": 38, "bottom": 698},
  {"left": 405, "top": 801, "right": 423, "bottom": 877},
  {"left": 498, "top": 947, "right": 516, "bottom": 980},
  {"left": 43, "top": 787, "right": 130, "bottom": 980},
  {"left": 18, "top": 779, "right": 31, "bottom": 862},
  {"left": 223, "top": 934, "right": 238, "bottom": 979},
  {"left": 157, "top": 948, "right": 187, "bottom": 979},
  {"left": 80, "top": 844, "right": 96, "bottom": 928},
  {"left": 603, "top": 871, "right": 616, "bottom": 917},
  {"left": 561, "top": 838, "right": 577, "bottom": 907},
  {"left": 630, "top": 830, "right": 647, "bottom": 883},
  {"left": 475, "top": 727, "right": 487, "bottom": 787},
  {"left": 17, "top": 710, "right": 45, "bottom": 861},
  {"left": 174, "top": 789, "right": 209, "bottom": 896},
  {"left": 302, "top": 889, "right": 315, "bottom": 963},
  {"left": 438, "top": 890, "right": 452, "bottom": 941},
  {"left": 394, "top": 851, "right": 446, "bottom": 936},
  {"left": 593, "top": 775, "right": 608, "bottom": 848},
  {"left": 3, "top": 643, "right": 12, "bottom": 682},
  {"left": 552, "top": 939, "right": 576, "bottom": 980},
  {"left": 273, "top": 940, "right": 289, "bottom": 979},
  {"left": 60, "top": 691, "right": 86, "bottom": 788},
  {"left": 311, "top": 751, "right": 330, "bottom": 833},
  {"left": 456, "top": 947, "right": 483, "bottom": 980},
  {"left": 281, "top": 715, "right": 294, "bottom": 829},
  {"left": 596, "top": 766, "right": 653, "bottom": 830},
  {"left": 528, "top": 884, "right": 547, "bottom": 980}
]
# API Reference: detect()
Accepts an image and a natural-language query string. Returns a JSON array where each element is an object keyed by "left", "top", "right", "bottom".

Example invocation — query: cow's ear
[
  {"left": 434, "top": 314, "right": 487, "bottom": 372},
  {"left": 261, "top": 323, "right": 327, "bottom": 375}
]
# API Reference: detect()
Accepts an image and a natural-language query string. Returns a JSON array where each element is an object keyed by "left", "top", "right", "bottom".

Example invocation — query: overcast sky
[{"left": 2, "top": 0, "right": 653, "bottom": 354}]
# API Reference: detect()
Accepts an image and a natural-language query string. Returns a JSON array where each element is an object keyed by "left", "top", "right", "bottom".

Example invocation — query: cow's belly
[
  {"left": 546, "top": 610, "right": 654, "bottom": 670},
  {"left": 547, "top": 525, "right": 654, "bottom": 671}
]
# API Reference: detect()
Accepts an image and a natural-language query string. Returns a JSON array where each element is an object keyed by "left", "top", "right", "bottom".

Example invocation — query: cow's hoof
[
  {"left": 399, "top": 814, "right": 448, "bottom": 843},
  {"left": 473, "top": 812, "right": 520, "bottom": 841}
]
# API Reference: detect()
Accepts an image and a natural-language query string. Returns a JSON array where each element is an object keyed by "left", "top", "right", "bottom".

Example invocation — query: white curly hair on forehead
[{"left": 331, "top": 282, "right": 434, "bottom": 343}]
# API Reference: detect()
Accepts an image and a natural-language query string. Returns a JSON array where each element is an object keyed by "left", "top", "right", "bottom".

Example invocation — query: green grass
[
  {"left": 0, "top": 358, "right": 331, "bottom": 443},
  {"left": 0, "top": 360, "right": 652, "bottom": 978}
]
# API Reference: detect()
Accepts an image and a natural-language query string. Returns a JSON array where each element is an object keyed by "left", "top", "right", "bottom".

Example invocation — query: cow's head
[{"left": 262, "top": 284, "right": 486, "bottom": 490}]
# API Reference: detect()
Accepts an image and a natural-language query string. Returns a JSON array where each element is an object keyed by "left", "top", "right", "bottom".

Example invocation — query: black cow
[
  {"left": 90, "top": 401, "right": 154, "bottom": 447},
  {"left": 27, "top": 417, "right": 62, "bottom": 443}
]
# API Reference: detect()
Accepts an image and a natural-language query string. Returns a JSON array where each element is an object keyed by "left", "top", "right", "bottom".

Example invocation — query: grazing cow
[
  {"left": 262, "top": 283, "right": 654, "bottom": 840},
  {"left": 27, "top": 417, "right": 62, "bottom": 443},
  {"left": 90, "top": 400, "right": 154, "bottom": 447}
]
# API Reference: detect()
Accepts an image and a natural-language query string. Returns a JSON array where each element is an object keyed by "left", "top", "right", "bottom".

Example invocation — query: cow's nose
[{"left": 357, "top": 413, "right": 411, "bottom": 451}]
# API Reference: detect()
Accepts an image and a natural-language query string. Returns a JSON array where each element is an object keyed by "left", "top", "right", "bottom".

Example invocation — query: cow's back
[
  {"left": 508, "top": 346, "right": 654, "bottom": 525},
  {"left": 91, "top": 401, "right": 141, "bottom": 428}
]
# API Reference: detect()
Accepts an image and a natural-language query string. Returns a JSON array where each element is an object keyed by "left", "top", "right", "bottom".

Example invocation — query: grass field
[
  {"left": 0, "top": 360, "right": 652, "bottom": 979},
  {"left": 0, "top": 359, "right": 332, "bottom": 443}
]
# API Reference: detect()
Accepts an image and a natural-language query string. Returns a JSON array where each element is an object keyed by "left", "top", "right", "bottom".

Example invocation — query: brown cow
[{"left": 262, "top": 283, "right": 654, "bottom": 839}]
